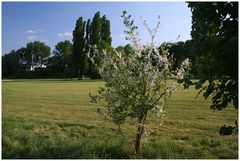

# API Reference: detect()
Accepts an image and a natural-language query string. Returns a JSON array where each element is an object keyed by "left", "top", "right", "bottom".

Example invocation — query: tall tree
[
  {"left": 85, "top": 19, "right": 91, "bottom": 53},
  {"left": 88, "top": 12, "right": 102, "bottom": 79},
  {"left": 101, "top": 15, "right": 112, "bottom": 46},
  {"left": 187, "top": 2, "right": 238, "bottom": 134},
  {"left": 90, "top": 12, "right": 101, "bottom": 46},
  {"left": 73, "top": 17, "right": 86, "bottom": 80}
]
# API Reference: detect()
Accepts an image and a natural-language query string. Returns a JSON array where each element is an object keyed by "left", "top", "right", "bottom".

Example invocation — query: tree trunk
[
  {"left": 78, "top": 70, "right": 82, "bottom": 80},
  {"left": 135, "top": 122, "right": 144, "bottom": 154},
  {"left": 135, "top": 112, "right": 148, "bottom": 154}
]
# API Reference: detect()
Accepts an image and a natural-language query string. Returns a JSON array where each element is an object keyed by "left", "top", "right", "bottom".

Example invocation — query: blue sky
[{"left": 2, "top": 2, "right": 192, "bottom": 54}]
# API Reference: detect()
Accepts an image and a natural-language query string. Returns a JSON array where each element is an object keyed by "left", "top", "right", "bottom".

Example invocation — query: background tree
[
  {"left": 159, "top": 41, "right": 187, "bottom": 71},
  {"left": 183, "top": 39, "right": 199, "bottom": 77},
  {"left": 85, "top": 19, "right": 91, "bottom": 53},
  {"left": 87, "top": 12, "right": 113, "bottom": 79},
  {"left": 2, "top": 50, "right": 23, "bottom": 77},
  {"left": 88, "top": 12, "right": 102, "bottom": 79},
  {"left": 48, "top": 40, "right": 73, "bottom": 77},
  {"left": 2, "top": 42, "right": 51, "bottom": 78},
  {"left": 115, "top": 44, "right": 134, "bottom": 55},
  {"left": 123, "top": 44, "right": 134, "bottom": 55},
  {"left": 158, "top": 40, "right": 200, "bottom": 77},
  {"left": 25, "top": 41, "right": 51, "bottom": 70},
  {"left": 187, "top": 2, "right": 238, "bottom": 134},
  {"left": 90, "top": 12, "right": 101, "bottom": 46},
  {"left": 98, "top": 15, "right": 113, "bottom": 57},
  {"left": 115, "top": 45, "right": 124, "bottom": 52},
  {"left": 16, "top": 47, "right": 29, "bottom": 68},
  {"left": 101, "top": 15, "right": 112, "bottom": 46},
  {"left": 73, "top": 17, "right": 86, "bottom": 80}
]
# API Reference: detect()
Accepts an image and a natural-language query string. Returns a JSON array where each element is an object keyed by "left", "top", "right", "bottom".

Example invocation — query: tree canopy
[
  {"left": 187, "top": 2, "right": 238, "bottom": 109},
  {"left": 73, "top": 17, "right": 86, "bottom": 79},
  {"left": 47, "top": 40, "right": 73, "bottom": 77},
  {"left": 187, "top": 2, "right": 238, "bottom": 134}
]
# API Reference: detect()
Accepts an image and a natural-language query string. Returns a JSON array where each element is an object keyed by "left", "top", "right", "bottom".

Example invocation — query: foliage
[
  {"left": 159, "top": 41, "right": 186, "bottom": 71},
  {"left": 73, "top": 17, "right": 87, "bottom": 79},
  {"left": 87, "top": 12, "right": 112, "bottom": 79},
  {"left": 158, "top": 40, "right": 202, "bottom": 78},
  {"left": 2, "top": 41, "right": 51, "bottom": 78},
  {"left": 54, "top": 40, "right": 73, "bottom": 58},
  {"left": 187, "top": 2, "right": 238, "bottom": 134},
  {"left": 89, "top": 11, "right": 190, "bottom": 154},
  {"left": 85, "top": 19, "right": 91, "bottom": 53},
  {"left": 47, "top": 40, "right": 73, "bottom": 77},
  {"left": 2, "top": 50, "right": 25, "bottom": 77},
  {"left": 90, "top": 12, "right": 102, "bottom": 46},
  {"left": 88, "top": 12, "right": 102, "bottom": 79},
  {"left": 16, "top": 47, "right": 29, "bottom": 68},
  {"left": 25, "top": 41, "right": 51, "bottom": 69},
  {"left": 101, "top": 15, "right": 112, "bottom": 45},
  {"left": 115, "top": 44, "right": 134, "bottom": 57}
]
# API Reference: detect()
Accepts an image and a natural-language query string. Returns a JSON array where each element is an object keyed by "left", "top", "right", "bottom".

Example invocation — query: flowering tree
[{"left": 89, "top": 11, "right": 190, "bottom": 154}]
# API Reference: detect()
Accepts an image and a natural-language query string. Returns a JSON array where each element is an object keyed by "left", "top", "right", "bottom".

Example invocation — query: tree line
[
  {"left": 2, "top": 11, "right": 112, "bottom": 79},
  {"left": 1, "top": 36, "right": 229, "bottom": 80}
]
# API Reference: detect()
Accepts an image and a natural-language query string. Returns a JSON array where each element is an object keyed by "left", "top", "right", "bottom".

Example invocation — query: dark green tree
[
  {"left": 123, "top": 44, "right": 134, "bottom": 55},
  {"left": 73, "top": 17, "right": 86, "bottom": 80},
  {"left": 88, "top": 12, "right": 102, "bottom": 79},
  {"left": 72, "top": 12, "right": 112, "bottom": 79},
  {"left": 115, "top": 45, "right": 124, "bottom": 52},
  {"left": 54, "top": 40, "right": 72, "bottom": 58},
  {"left": 90, "top": 12, "right": 101, "bottom": 46},
  {"left": 85, "top": 19, "right": 91, "bottom": 53},
  {"left": 50, "top": 40, "right": 73, "bottom": 77},
  {"left": 3, "top": 42, "right": 50, "bottom": 78},
  {"left": 115, "top": 44, "right": 134, "bottom": 58},
  {"left": 25, "top": 41, "right": 51, "bottom": 70},
  {"left": 184, "top": 39, "right": 199, "bottom": 77},
  {"left": 15, "top": 47, "right": 31, "bottom": 69},
  {"left": 2, "top": 50, "right": 23, "bottom": 77},
  {"left": 101, "top": 15, "right": 112, "bottom": 46},
  {"left": 159, "top": 41, "right": 188, "bottom": 71},
  {"left": 186, "top": 2, "right": 238, "bottom": 134}
]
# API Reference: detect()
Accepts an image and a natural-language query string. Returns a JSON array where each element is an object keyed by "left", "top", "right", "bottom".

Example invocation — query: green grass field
[{"left": 2, "top": 79, "right": 238, "bottom": 159}]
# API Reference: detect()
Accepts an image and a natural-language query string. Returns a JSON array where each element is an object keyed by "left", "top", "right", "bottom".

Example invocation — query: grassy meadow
[{"left": 2, "top": 79, "right": 238, "bottom": 159}]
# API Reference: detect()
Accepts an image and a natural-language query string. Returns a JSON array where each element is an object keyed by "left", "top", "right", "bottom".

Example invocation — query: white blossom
[{"left": 89, "top": 13, "right": 190, "bottom": 151}]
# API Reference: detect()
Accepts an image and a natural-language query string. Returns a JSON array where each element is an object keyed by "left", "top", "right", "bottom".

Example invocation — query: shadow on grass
[
  {"left": 3, "top": 138, "right": 131, "bottom": 159},
  {"left": 2, "top": 78, "right": 103, "bottom": 83}
]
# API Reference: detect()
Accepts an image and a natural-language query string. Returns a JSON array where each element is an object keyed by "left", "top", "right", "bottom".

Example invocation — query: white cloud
[
  {"left": 27, "top": 36, "right": 37, "bottom": 41},
  {"left": 57, "top": 32, "right": 72, "bottom": 38},
  {"left": 27, "top": 30, "right": 36, "bottom": 34},
  {"left": 120, "top": 34, "right": 125, "bottom": 38},
  {"left": 57, "top": 33, "right": 63, "bottom": 37},
  {"left": 27, "top": 29, "right": 44, "bottom": 34}
]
